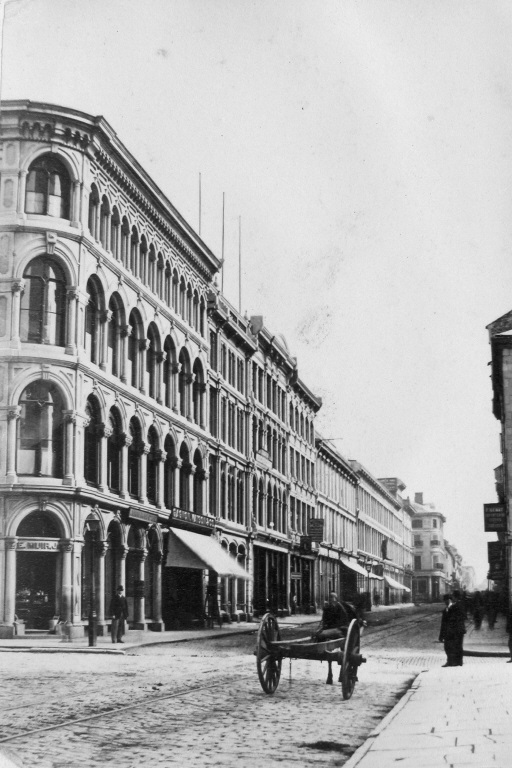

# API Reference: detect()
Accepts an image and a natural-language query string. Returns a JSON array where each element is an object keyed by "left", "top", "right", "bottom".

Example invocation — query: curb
[
  {"left": 0, "top": 647, "right": 125, "bottom": 655},
  {"left": 463, "top": 649, "right": 509, "bottom": 658},
  {"left": 342, "top": 670, "right": 425, "bottom": 768}
]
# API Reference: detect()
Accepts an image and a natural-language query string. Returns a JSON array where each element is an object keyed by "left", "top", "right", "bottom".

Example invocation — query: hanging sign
[
  {"left": 483, "top": 504, "right": 507, "bottom": 532},
  {"left": 308, "top": 518, "right": 324, "bottom": 543}
]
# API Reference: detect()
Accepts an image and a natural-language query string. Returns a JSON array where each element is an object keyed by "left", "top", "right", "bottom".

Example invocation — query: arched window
[
  {"left": 146, "top": 427, "right": 159, "bottom": 506},
  {"left": 130, "top": 227, "right": 139, "bottom": 275},
  {"left": 148, "top": 245, "right": 156, "bottom": 292},
  {"left": 17, "top": 380, "right": 64, "bottom": 477},
  {"left": 84, "top": 395, "right": 102, "bottom": 486},
  {"left": 127, "top": 311, "right": 142, "bottom": 389},
  {"left": 179, "top": 277, "right": 186, "bottom": 317},
  {"left": 237, "top": 471, "right": 244, "bottom": 525},
  {"left": 267, "top": 483, "right": 273, "bottom": 528},
  {"left": 193, "top": 290, "right": 199, "bottom": 331},
  {"left": 178, "top": 348, "right": 190, "bottom": 417},
  {"left": 85, "top": 278, "right": 103, "bottom": 365},
  {"left": 163, "top": 436, "right": 175, "bottom": 509},
  {"left": 107, "top": 294, "right": 124, "bottom": 378},
  {"left": 193, "top": 449, "right": 203, "bottom": 514},
  {"left": 163, "top": 336, "right": 176, "bottom": 409},
  {"left": 128, "top": 418, "right": 142, "bottom": 499},
  {"left": 146, "top": 323, "right": 160, "bottom": 400},
  {"left": 121, "top": 217, "right": 130, "bottom": 268},
  {"left": 157, "top": 254, "right": 164, "bottom": 298},
  {"left": 139, "top": 235, "right": 148, "bottom": 285},
  {"left": 20, "top": 256, "right": 67, "bottom": 346},
  {"left": 87, "top": 184, "right": 100, "bottom": 238},
  {"left": 17, "top": 510, "right": 61, "bottom": 537},
  {"left": 179, "top": 443, "right": 190, "bottom": 510},
  {"left": 107, "top": 408, "right": 122, "bottom": 493},
  {"left": 100, "top": 196, "right": 110, "bottom": 249},
  {"left": 172, "top": 269, "right": 179, "bottom": 310},
  {"left": 110, "top": 207, "right": 121, "bottom": 260},
  {"left": 199, "top": 296, "right": 206, "bottom": 337},
  {"left": 192, "top": 359, "right": 204, "bottom": 426},
  {"left": 25, "top": 154, "right": 71, "bottom": 218}
]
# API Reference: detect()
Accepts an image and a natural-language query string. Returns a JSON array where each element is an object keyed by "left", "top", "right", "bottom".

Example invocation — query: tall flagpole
[
  {"left": 198, "top": 172, "right": 202, "bottom": 236},
  {"left": 221, "top": 192, "right": 225, "bottom": 293},
  {"left": 238, "top": 215, "right": 242, "bottom": 314}
]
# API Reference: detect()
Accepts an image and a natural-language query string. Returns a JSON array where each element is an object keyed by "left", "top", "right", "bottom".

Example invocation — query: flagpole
[{"left": 221, "top": 192, "right": 225, "bottom": 294}]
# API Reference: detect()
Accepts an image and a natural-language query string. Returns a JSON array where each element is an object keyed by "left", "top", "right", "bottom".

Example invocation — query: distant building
[{"left": 405, "top": 493, "right": 448, "bottom": 601}]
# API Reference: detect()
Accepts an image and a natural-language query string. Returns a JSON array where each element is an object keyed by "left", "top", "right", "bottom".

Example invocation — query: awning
[
  {"left": 370, "top": 573, "right": 384, "bottom": 581},
  {"left": 384, "top": 575, "right": 410, "bottom": 592},
  {"left": 339, "top": 556, "right": 370, "bottom": 578},
  {"left": 165, "top": 528, "right": 251, "bottom": 580}
]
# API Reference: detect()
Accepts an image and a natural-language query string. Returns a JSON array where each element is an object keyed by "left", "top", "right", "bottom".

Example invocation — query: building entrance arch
[{"left": 14, "top": 511, "right": 67, "bottom": 630}]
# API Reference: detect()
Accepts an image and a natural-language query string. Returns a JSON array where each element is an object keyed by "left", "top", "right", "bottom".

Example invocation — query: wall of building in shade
[{"left": 0, "top": 101, "right": 451, "bottom": 639}]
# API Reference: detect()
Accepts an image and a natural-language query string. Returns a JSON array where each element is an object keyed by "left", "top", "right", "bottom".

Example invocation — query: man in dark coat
[
  {"left": 109, "top": 585, "right": 129, "bottom": 644},
  {"left": 439, "top": 592, "right": 465, "bottom": 666}
]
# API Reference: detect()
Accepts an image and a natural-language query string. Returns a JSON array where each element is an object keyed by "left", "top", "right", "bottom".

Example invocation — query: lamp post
[
  {"left": 87, "top": 522, "right": 98, "bottom": 647},
  {"left": 365, "top": 559, "right": 373, "bottom": 612}
]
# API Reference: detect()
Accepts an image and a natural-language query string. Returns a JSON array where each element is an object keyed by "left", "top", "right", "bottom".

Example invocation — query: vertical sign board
[
  {"left": 487, "top": 541, "right": 506, "bottom": 580},
  {"left": 308, "top": 518, "right": 324, "bottom": 543},
  {"left": 483, "top": 504, "right": 507, "bottom": 532}
]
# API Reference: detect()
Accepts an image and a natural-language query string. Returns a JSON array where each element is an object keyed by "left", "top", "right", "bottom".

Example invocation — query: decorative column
[
  {"left": 153, "top": 551, "right": 164, "bottom": 629},
  {"left": 157, "top": 449, "right": 166, "bottom": 509},
  {"left": 199, "top": 383, "right": 207, "bottom": 429},
  {"left": 187, "top": 463, "right": 194, "bottom": 512},
  {"left": 6, "top": 407, "right": 20, "bottom": 483},
  {"left": 71, "top": 180, "right": 81, "bottom": 228},
  {"left": 3, "top": 538, "right": 17, "bottom": 626},
  {"left": 139, "top": 442, "right": 149, "bottom": 505},
  {"left": 66, "top": 286, "right": 80, "bottom": 354},
  {"left": 133, "top": 549, "right": 147, "bottom": 629},
  {"left": 174, "top": 458, "right": 182, "bottom": 508},
  {"left": 120, "top": 433, "right": 132, "bottom": 498},
  {"left": 171, "top": 362, "right": 180, "bottom": 412},
  {"left": 61, "top": 540, "right": 73, "bottom": 626},
  {"left": 99, "top": 421, "right": 113, "bottom": 492},
  {"left": 100, "top": 309, "right": 113, "bottom": 371},
  {"left": 17, "top": 169, "right": 27, "bottom": 215},
  {"left": 10, "top": 279, "right": 24, "bottom": 343},
  {"left": 96, "top": 541, "right": 108, "bottom": 634},
  {"left": 117, "top": 545, "right": 128, "bottom": 591},
  {"left": 74, "top": 412, "right": 89, "bottom": 487},
  {"left": 62, "top": 411, "right": 76, "bottom": 486},
  {"left": 139, "top": 339, "right": 150, "bottom": 395},
  {"left": 120, "top": 325, "right": 130, "bottom": 384},
  {"left": 202, "top": 470, "right": 209, "bottom": 516}
]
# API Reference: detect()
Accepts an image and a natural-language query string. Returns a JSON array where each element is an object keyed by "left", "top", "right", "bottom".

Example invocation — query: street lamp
[{"left": 86, "top": 521, "right": 99, "bottom": 647}]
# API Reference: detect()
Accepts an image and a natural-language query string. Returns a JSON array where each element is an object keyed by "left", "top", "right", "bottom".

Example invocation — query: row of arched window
[
  {"left": 88, "top": 183, "right": 206, "bottom": 335},
  {"left": 85, "top": 277, "right": 206, "bottom": 423},
  {"left": 289, "top": 403, "right": 315, "bottom": 445},
  {"left": 84, "top": 395, "right": 204, "bottom": 512}
]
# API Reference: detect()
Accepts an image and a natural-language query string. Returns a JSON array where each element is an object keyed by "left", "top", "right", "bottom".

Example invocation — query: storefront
[
  {"left": 253, "top": 542, "right": 290, "bottom": 617},
  {"left": 164, "top": 512, "right": 250, "bottom": 628}
]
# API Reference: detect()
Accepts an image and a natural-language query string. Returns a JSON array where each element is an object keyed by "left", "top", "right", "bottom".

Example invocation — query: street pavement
[{"left": 344, "top": 613, "right": 511, "bottom": 768}]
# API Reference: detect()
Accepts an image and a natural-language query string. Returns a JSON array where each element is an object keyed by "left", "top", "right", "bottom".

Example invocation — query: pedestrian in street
[
  {"left": 439, "top": 592, "right": 466, "bottom": 667},
  {"left": 472, "top": 591, "right": 484, "bottom": 630},
  {"left": 109, "top": 585, "right": 129, "bottom": 644}
]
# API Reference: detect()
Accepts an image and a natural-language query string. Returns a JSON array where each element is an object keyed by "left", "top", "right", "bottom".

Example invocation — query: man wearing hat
[
  {"left": 439, "top": 591, "right": 466, "bottom": 667},
  {"left": 109, "top": 585, "right": 129, "bottom": 644}
]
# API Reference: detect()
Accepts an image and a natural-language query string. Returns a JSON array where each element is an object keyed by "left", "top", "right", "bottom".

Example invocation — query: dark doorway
[
  {"left": 16, "top": 552, "right": 58, "bottom": 629},
  {"left": 162, "top": 567, "right": 203, "bottom": 629}
]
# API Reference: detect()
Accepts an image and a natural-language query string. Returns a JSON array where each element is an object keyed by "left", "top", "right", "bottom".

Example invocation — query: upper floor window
[
  {"left": 412, "top": 519, "right": 423, "bottom": 529},
  {"left": 20, "top": 256, "right": 67, "bottom": 346},
  {"left": 432, "top": 519, "right": 438, "bottom": 528},
  {"left": 25, "top": 155, "right": 71, "bottom": 218},
  {"left": 17, "top": 381, "right": 64, "bottom": 477}
]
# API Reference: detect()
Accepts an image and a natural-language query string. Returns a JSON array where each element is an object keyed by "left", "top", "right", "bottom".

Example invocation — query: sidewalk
[
  {"left": 0, "top": 613, "right": 320, "bottom": 654},
  {"left": 345, "top": 615, "right": 511, "bottom": 768}
]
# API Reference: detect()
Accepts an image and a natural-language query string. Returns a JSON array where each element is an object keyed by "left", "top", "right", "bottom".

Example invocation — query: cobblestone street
[{"left": 0, "top": 612, "right": 457, "bottom": 768}]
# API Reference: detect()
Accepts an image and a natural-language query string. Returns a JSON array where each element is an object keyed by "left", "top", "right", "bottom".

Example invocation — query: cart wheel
[
  {"left": 341, "top": 619, "right": 361, "bottom": 700},
  {"left": 256, "top": 612, "right": 282, "bottom": 694}
]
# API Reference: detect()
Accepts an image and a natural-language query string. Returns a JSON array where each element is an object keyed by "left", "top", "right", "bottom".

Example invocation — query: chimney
[{"left": 415, "top": 492, "right": 423, "bottom": 505}]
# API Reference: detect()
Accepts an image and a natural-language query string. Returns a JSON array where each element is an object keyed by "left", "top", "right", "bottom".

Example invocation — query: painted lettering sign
[
  {"left": 170, "top": 508, "right": 215, "bottom": 529},
  {"left": 308, "top": 518, "right": 324, "bottom": 543},
  {"left": 483, "top": 504, "right": 507, "bottom": 532},
  {"left": 17, "top": 539, "right": 59, "bottom": 551}
]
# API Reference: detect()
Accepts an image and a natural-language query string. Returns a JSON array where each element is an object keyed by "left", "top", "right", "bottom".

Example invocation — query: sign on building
[
  {"left": 308, "top": 518, "right": 324, "bottom": 543},
  {"left": 300, "top": 536, "right": 312, "bottom": 554},
  {"left": 487, "top": 541, "right": 505, "bottom": 566},
  {"left": 483, "top": 504, "right": 507, "bottom": 532}
]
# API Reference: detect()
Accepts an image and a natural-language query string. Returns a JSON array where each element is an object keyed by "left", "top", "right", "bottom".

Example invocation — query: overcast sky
[{"left": 5, "top": 0, "right": 512, "bottom": 582}]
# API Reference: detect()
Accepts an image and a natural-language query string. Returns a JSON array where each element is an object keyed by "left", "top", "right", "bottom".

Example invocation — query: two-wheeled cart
[{"left": 255, "top": 612, "right": 366, "bottom": 699}]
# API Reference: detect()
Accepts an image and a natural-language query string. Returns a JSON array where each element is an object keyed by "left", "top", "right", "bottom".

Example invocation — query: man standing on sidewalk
[
  {"left": 110, "top": 585, "right": 129, "bottom": 644},
  {"left": 439, "top": 591, "right": 466, "bottom": 667}
]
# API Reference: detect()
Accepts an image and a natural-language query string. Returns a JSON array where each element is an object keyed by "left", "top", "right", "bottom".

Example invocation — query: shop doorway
[
  {"left": 162, "top": 567, "right": 203, "bottom": 629},
  {"left": 16, "top": 551, "right": 58, "bottom": 629}
]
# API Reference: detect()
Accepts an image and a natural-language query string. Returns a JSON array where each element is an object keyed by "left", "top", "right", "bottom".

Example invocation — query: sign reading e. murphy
[{"left": 483, "top": 504, "right": 507, "bottom": 532}]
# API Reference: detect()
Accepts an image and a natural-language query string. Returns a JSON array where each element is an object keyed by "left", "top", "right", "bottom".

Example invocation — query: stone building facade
[{"left": 405, "top": 492, "right": 449, "bottom": 602}]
